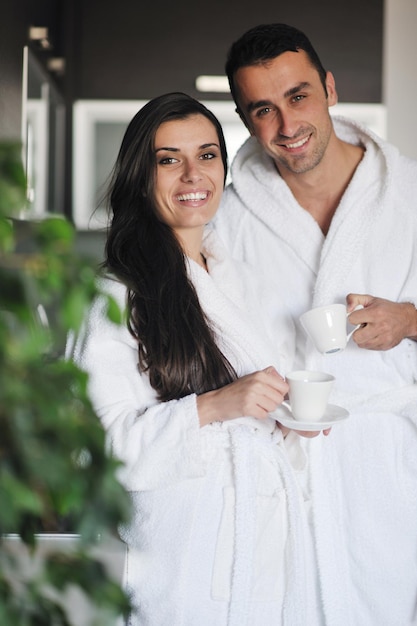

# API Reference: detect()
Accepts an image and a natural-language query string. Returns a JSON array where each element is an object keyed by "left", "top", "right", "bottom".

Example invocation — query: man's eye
[
  {"left": 293, "top": 95, "right": 305, "bottom": 102},
  {"left": 255, "top": 107, "right": 272, "bottom": 117}
]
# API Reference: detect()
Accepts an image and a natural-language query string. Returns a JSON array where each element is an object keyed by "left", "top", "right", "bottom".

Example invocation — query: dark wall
[
  {"left": 1, "top": 0, "right": 383, "bottom": 139},
  {"left": 74, "top": 0, "right": 383, "bottom": 103}
]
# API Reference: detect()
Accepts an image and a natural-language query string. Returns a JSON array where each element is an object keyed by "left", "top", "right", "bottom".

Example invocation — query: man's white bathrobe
[
  {"left": 68, "top": 229, "right": 319, "bottom": 626},
  {"left": 214, "top": 116, "right": 417, "bottom": 626}
]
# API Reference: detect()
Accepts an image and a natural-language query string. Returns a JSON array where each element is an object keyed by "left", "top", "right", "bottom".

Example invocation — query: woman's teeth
[{"left": 177, "top": 192, "right": 208, "bottom": 201}]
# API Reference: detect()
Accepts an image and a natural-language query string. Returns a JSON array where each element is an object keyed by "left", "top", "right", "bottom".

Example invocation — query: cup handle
[{"left": 346, "top": 304, "right": 364, "bottom": 341}]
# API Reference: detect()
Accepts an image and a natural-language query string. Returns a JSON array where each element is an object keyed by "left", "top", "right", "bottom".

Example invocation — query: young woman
[{"left": 68, "top": 93, "right": 318, "bottom": 625}]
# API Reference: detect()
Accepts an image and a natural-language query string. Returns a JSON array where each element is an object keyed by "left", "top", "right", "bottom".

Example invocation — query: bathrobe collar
[{"left": 229, "top": 116, "right": 397, "bottom": 306}]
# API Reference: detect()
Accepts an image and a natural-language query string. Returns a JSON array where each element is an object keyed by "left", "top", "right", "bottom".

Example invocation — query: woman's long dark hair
[{"left": 104, "top": 92, "right": 237, "bottom": 401}]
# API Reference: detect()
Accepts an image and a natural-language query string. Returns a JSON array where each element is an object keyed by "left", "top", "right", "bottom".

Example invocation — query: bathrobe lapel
[
  {"left": 187, "top": 228, "right": 280, "bottom": 374},
  {"left": 313, "top": 138, "right": 388, "bottom": 306},
  {"left": 231, "top": 142, "right": 324, "bottom": 275}
]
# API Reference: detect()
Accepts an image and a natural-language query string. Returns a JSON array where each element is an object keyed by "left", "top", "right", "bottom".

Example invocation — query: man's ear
[{"left": 325, "top": 71, "right": 338, "bottom": 108}]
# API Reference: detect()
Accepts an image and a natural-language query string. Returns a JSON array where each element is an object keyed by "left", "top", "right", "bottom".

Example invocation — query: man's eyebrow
[
  {"left": 284, "top": 81, "right": 311, "bottom": 98},
  {"left": 246, "top": 100, "right": 272, "bottom": 114},
  {"left": 246, "top": 81, "right": 312, "bottom": 114}
]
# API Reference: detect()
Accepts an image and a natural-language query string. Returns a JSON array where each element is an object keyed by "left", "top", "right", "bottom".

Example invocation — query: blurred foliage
[
  {"left": 0, "top": 142, "right": 131, "bottom": 624},
  {"left": 0, "top": 142, "right": 27, "bottom": 214}
]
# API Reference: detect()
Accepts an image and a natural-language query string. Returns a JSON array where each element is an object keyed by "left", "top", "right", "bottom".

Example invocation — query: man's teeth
[
  {"left": 286, "top": 136, "right": 309, "bottom": 149},
  {"left": 177, "top": 192, "right": 208, "bottom": 201}
]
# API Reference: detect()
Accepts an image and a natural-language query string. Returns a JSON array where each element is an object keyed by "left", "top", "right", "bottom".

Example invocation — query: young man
[{"left": 214, "top": 23, "right": 417, "bottom": 626}]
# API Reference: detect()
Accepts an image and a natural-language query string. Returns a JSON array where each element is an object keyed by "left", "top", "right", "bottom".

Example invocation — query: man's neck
[{"left": 276, "top": 138, "right": 365, "bottom": 235}]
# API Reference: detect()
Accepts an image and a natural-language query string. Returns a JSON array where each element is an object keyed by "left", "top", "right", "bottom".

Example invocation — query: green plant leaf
[{"left": 0, "top": 140, "right": 132, "bottom": 623}]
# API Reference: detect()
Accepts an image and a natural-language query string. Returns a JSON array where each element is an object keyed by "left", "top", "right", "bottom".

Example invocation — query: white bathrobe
[
  {"left": 214, "top": 116, "right": 417, "bottom": 626},
  {"left": 68, "top": 229, "right": 319, "bottom": 626}
]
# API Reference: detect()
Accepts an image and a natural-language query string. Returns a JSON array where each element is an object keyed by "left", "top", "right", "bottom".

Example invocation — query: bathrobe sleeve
[{"left": 69, "top": 279, "right": 207, "bottom": 492}]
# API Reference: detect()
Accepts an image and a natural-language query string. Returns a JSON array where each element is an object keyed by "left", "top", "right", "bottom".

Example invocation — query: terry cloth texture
[
  {"left": 68, "top": 229, "right": 319, "bottom": 625},
  {"left": 214, "top": 116, "right": 417, "bottom": 626}
]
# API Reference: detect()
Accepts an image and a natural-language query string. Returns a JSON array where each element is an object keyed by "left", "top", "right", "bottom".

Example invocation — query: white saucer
[{"left": 271, "top": 403, "right": 350, "bottom": 431}]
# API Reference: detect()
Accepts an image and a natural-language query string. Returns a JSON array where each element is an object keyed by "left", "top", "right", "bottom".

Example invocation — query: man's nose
[{"left": 276, "top": 107, "right": 299, "bottom": 138}]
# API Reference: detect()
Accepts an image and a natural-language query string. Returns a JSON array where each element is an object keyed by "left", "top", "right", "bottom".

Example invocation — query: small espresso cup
[
  {"left": 299, "top": 303, "right": 363, "bottom": 354},
  {"left": 283, "top": 370, "right": 335, "bottom": 422}
]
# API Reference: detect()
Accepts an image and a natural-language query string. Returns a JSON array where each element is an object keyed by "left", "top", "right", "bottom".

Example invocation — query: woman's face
[{"left": 153, "top": 114, "right": 225, "bottom": 242}]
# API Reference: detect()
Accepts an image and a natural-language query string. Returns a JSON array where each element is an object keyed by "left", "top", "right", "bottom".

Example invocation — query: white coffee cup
[
  {"left": 299, "top": 303, "right": 363, "bottom": 354},
  {"left": 283, "top": 370, "right": 335, "bottom": 422}
]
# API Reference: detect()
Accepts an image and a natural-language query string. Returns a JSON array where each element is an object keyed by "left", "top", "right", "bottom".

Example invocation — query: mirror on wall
[{"left": 21, "top": 46, "right": 65, "bottom": 217}]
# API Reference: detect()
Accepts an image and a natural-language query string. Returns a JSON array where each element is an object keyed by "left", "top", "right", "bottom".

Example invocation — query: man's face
[{"left": 233, "top": 50, "right": 338, "bottom": 176}]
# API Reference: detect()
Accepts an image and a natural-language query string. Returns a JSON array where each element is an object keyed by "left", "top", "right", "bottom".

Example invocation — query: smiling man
[{"left": 214, "top": 22, "right": 417, "bottom": 626}]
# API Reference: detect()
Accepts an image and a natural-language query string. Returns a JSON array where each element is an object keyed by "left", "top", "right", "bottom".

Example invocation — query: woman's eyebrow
[
  {"left": 200, "top": 142, "right": 220, "bottom": 149},
  {"left": 155, "top": 142, "right": 219, "bottom": 152},
  {"left": 155, "top": 146, "right": 179, "bottom": 153}
]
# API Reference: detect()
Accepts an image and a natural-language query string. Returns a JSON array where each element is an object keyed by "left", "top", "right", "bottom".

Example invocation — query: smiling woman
[
  {"left": 72, "top": 99, "right": 250, "bottom": 229},
  {"left": 153, "top": 114, "right": 225, "bottom": 258},
  {"left": 66, "top": 92, "right": 319, "bottom": 625}
]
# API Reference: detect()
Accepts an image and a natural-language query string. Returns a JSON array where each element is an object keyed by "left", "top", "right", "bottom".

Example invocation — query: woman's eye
[
  {"left": 158, "top": 156, "right": 177, "bottom": 165},
  {"left": 200, "top": 152, "right": 216, "bottom": 160}
]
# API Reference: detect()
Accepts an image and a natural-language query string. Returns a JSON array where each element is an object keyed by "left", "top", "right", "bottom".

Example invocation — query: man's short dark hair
[{"left": 225, "top": 23, "right": 328, "bottom": 109}]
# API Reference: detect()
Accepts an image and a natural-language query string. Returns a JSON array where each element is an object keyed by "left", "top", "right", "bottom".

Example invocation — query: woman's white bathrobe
[
  {"left": 68, "top": 229, "right": 319, "bottom": 626},
  {"left": 214, "top": 117, "right": 417, "bottom": 626}
]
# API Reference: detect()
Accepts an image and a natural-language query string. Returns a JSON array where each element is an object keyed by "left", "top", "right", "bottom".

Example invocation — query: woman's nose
[{"left": 181, "top": 161, "right": 202, "bottom": 183}]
